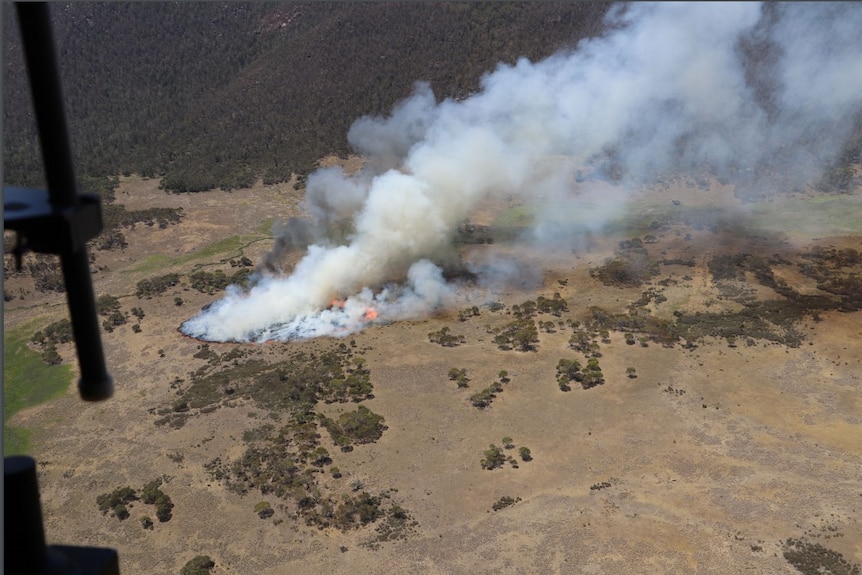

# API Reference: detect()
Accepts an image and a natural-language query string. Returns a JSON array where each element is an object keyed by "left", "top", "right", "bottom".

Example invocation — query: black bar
[
  {"left": 16, "top": 2, "right": 114, "bottom": 401},
  {"left": 60, "top": 249, "right": 114, "bottom": 401},
  {"left": 4, "top": 456, "right": 120, "bottom": 575},
  {"left": 4, "top": 456, "right": 49, "bottom": 574},
  {"left": 16, "top": 2, "right": 76, "bottom": 205}
]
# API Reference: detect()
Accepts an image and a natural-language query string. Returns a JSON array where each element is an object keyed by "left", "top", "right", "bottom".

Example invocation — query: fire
[
  {"left": 330, "top": 299, "right": 346, "bottom": 308},
  {"left": 363, "top": 307, "right": 378, "bottom": 321}
]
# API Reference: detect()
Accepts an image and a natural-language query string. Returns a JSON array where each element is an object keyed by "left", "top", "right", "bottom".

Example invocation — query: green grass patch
[
  {"left": 129, "top": 254, "right": 174, "bottom": 275},
  {"left": 128, "top": 234, "right": 272, "bottom": 274},
  {"left": 4, "top": 427, "right": 32, "bottom": 456},
  {"left": 4, "top": 322, "right": 73, "bottom": 454},
  {"left": 255, "top": 218, "right": 276, "bottom": 235}
]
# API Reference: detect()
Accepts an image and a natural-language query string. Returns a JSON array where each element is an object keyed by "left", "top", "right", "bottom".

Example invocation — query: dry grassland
[{"left": 4, "top": 170, "right": 861, "bottom": 575}]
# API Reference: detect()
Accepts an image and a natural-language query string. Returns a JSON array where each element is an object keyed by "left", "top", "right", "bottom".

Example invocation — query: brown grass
[{"left": 4, "top": 171, "right": 861, "bottom": 575}]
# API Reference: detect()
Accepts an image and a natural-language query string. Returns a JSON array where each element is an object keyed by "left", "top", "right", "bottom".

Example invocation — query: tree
[
  {"left": 518, "top": 446, "right": 532, "bottom": 461},
  {"left": 626, "top": 367, "right": 637, "bottom": 379},
  {"left": 502, "top": 436, "right": 514, "bottom": 449},
  {"left": 481, "top": 444, "right": 506, "bottom": 470}
]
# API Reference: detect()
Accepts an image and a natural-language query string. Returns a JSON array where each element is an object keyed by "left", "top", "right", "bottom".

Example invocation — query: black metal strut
[
  {"left": 5, "top": 2, "right": 113, "bottom": 402},
  {"left": 4, "top": 3, "right": 119, "bottom": 575}
]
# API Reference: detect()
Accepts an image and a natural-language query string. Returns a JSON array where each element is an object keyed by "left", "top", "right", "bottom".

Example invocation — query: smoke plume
[{"left": 181, "top": 2, "right": 862, "bottom": 343}]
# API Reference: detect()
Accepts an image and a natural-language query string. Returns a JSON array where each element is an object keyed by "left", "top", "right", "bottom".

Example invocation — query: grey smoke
[{"left": 181, "top": 2, "right": 862, "bottom": 343}]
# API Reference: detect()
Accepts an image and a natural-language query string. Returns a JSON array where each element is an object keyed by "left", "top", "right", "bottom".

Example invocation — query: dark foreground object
[{"left": 4, "top": 456, "right": 120, "bottom": 575}]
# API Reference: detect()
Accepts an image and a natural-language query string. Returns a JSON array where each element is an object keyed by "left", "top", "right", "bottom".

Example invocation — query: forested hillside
[{"left": 3, "top": 2, "right": 610, "bottom": 192}]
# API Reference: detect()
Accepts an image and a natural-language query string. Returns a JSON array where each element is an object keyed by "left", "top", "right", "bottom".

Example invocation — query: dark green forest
[{"left": 3, "top": 2, "right": 610, "bottom": 193}]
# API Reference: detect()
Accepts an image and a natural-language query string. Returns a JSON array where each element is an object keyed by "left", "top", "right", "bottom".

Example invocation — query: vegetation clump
[
  {"left": 157, "top": 344, "right": 373, "bottom": 428},
  {"left": 31, "top": 319, "right": 74, "bottom": 365},
  {"left": 96, "top": 294, "right": 122, "bottom": 315},
  {"left": 481, "top": 440, "right": 528, "bottom": 470},
  {"left": 322, "top": 406, "right": 387, "bottom": 447},
  {"left": 428, "top": 326, "right": 465, "bottom": 347},
  {"left": 96, "top": 486, "right": 138, "bottom": 520},
  {"left": 448, "top": 367, "right": 470, "bottom": 388},
  {"left": 141, "top": 478, "right": 174, "bottom": 522},
  {"left": 458, "top": 306, "right": 481, "bottom": 321},
  {"left": 254, "top": 501, "right": 274, "bottom": 519},
  {"left": 782, "top": 537, "right": 860, "bottom": 575},
  {"left": 798, "top": 246, "right": 862, "bottom": 312},
  {"left": 24, "top": 255, "right": 65, "bottom": 293},
  {"left": 136, "top": 273, "right": 180, "bottom": 298},
  {"left": 101, "top": 310, "right": 127, "bottom": 333},
  {"left": 366, "top": 504, "right": 419, "bottom": 547},
  {"left": 492, "top": 496, "right": 522, "bottom": 511},
  {"left": 31, "top": 318, "right": 72, "bottom": 344},
  {"left": 590, "top": 239, "right": 660, "bottom": 287},
  {"left": 189, "top": 268, "right": 251, "bottom": 294},
  {"left": 180, "top": 556, "right": 215, "bottom": 575},
  {"left": 556, "top": 357, "right": 604, "bottom": 391},
  {"left": 491, "top": 318, "right": 539, "bottom": 351},
  {"left": 535, "top": 293, "right": 568, "bottom": 316},
  {"left": 480, "top": 444, "right": 507, "bottom": 470}
]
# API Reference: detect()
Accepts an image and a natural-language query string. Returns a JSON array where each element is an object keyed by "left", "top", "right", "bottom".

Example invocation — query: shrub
[
  {"left": 492, "top": 496, "right": 521, "bottom": 511},
  {"left": 254, "top": 501, "right": 273, "bottom": 519},
  {"left": 180, "top": 556, "right": 215, "bottom": 575},
  {"left": 155, "top": 496, "right": 174, "bottom": 522}
]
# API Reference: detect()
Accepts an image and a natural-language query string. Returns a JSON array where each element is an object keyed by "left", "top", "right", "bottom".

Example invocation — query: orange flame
[
  {"left": 363, "top": 307, "right": 378, "bottom": 321},
  {"left": 330, "top": 299, "right": 346, "bottom": 308}
]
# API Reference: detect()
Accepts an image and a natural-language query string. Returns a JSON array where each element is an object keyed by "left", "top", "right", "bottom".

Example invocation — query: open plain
[{"left": 4, "top": 167, "right": 862, "bottom": 574}]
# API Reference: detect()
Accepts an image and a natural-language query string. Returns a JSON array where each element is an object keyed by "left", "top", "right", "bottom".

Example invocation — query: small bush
[{"left": 180, "top": 555, "right": 215, "bottom": 575}]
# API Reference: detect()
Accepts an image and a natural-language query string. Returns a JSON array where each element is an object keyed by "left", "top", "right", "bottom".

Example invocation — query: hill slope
[{"left": 3, "top": 2, "right": 610, "bottom": 191}]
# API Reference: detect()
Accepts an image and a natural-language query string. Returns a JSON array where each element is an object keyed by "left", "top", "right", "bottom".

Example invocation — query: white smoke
[{"left": 181, "top": 2, "right": 862, "bottom": 343}]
